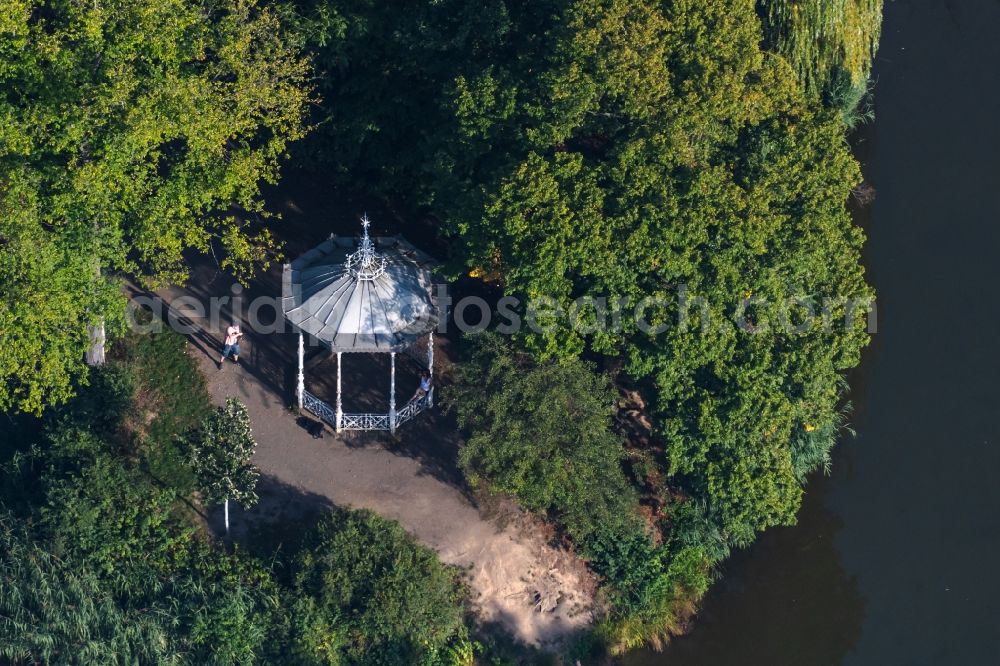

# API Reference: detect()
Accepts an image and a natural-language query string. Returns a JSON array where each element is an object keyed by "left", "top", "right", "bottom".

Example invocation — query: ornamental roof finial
[
  {"left": 360, "top": 212, "right": 371, "bottom": 240},
  {"left": 346, "top": 213, "right": 386, "bottom": 280}
]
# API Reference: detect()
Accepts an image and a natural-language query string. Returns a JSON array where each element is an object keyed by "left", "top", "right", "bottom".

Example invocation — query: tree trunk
[
  {"left": 85, "top": 319, "right": 106, "bottom": 366},
  {"left": 85, "top": 261, "right": 105, "bottom": 366},
  {"left": 224, "top": 498, "right": 230, "bottom": 536}
]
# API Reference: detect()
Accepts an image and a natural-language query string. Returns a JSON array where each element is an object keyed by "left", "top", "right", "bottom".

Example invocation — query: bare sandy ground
[{"left": 151, "top": 279, "right": 599, "bottom": 649}]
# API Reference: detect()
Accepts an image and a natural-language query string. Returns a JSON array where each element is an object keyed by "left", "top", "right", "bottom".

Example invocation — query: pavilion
[{"left": 281, "top": 215, "right": 439, "bottom": 432}]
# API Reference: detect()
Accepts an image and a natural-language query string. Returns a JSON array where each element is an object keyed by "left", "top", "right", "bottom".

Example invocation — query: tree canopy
[
  {"left": 0, "top": 0, "right": 310, "bottom": 413},
  {"left": 299, "top": 0, "right": 875, "bottom": 646}
]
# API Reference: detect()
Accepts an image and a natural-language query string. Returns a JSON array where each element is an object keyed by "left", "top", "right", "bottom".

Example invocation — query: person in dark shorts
[{"left": 220, "top": 323, "right": 243, "bottom": 367}]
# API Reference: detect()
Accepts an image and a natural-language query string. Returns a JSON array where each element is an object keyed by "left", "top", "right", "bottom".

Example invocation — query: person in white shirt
[
  {"left": 411, "top": 371, "right": 432, "bottom": 402},
  {"left": 220, "top": 322, "right": 243, "bottom": 367}
]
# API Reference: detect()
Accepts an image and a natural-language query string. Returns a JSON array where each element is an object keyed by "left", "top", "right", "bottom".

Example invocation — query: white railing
[
  {"left": 396, "top": 394, "right": 429, "bottom": 425},
  {"left": 341, "top": 412, "right": 390, "bottom": 431},
  {"left": 303, "top": 389, "right": 431, "bottom": 432},
  {"left": 303, "top": 390, "right": 337, "bottom": 427}
]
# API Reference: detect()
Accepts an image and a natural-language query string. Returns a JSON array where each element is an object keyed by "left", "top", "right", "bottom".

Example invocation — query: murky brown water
[{"left": 623, "top": 1, "right": 1000, "bottom": 664}]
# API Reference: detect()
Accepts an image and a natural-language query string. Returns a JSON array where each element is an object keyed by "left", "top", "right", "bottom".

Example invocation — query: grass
[{"left": 106, "top": 315, "right": 211, "bottom": 493}]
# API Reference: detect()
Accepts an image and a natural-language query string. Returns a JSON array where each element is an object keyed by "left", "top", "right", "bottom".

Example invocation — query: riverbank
[{"left": 625, "top": 1, "right": 1000, "bottom": 664}]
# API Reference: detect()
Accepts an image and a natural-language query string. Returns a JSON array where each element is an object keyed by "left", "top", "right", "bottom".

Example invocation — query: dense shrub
[
  {"left": 2, "top": 328, "right": 206, "bottom": 574},
  {"left": 14, "top": 324, "right": 213, "bottom": 499},
  {"left": 38, "top": 428, "right": 189, "bottom": 575},
  {"left": 0, "top": 509, "right": 284, "bottom": 665},
  {"left": 597, "top": 544, "right": 712, "bottom": 653},
  {"left": 0, "top": 415, "right": 282, "bottom": 665},
  {"left": 449, "top": 333, "right": 637, "bottom": 545},
  {"left": 289, "top": 508, "right": 473, "bottom": 666}
]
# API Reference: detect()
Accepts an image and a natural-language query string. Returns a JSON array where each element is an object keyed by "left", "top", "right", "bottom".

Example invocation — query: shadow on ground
[{"left": 204, "top": 473, "right": 334, "bottom": 545}]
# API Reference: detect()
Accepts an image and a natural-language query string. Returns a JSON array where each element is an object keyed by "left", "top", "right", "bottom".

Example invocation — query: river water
[{"left": 623, "top": 1, "right": 1000, "bottom": 664}]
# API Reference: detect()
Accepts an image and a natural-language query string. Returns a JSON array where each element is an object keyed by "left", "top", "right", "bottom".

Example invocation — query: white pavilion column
[
  {"left": 427, "top": 332, "right": 434, "bottom": 408},
  {"left": 389, "top": 351, "right": 397, "bottom": 433},
  {"left": 336, "top": 352, "right": 343, "bottom": 432},
  {"left": 296, "top": 333, "right": 305, "bottom": 410}
]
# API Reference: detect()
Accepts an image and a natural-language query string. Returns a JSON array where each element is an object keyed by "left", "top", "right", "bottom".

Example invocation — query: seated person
[{"left": 411, "top": 371, "right": 432, "bottom": 402}]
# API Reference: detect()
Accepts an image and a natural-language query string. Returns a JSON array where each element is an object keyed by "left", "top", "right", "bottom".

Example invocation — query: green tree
[
  {"left": 0, "top": 0, "right": 311, "bottom": 413},
  {"left": 757, "top": 0, "right": 883, "bottom": 120},
  {"left": 38, "top": 428, "right": 190, "bottom": 575},
  {"left": 447, "top": 0, "right": 871, "bottom": 546},
  {"left": 189, "top": 398, "right": 260, "bottom": 536}
]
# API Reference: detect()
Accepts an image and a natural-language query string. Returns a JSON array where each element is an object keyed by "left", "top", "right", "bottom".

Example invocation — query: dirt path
[{"left": 150, "top": 279, "right": 598, "bottom": 649}]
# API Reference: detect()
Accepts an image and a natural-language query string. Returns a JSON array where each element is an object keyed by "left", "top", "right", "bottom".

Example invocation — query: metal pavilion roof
[{"left": 281, "top": 217, "right": 438, "bottom": 352}]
